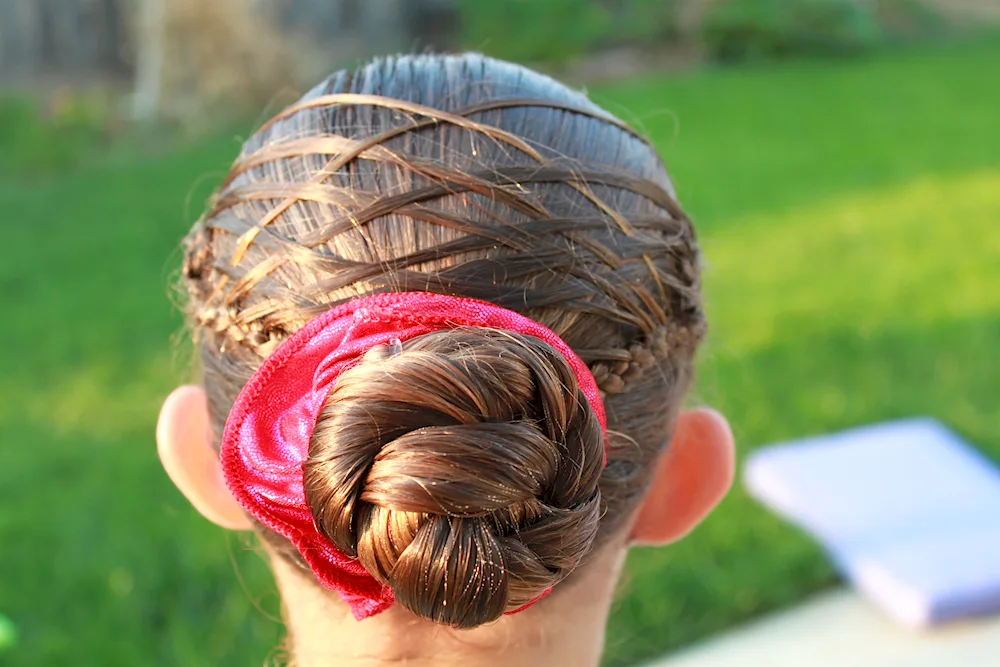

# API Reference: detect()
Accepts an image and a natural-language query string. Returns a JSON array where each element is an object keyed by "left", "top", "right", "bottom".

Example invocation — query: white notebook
[{"left": 744, "top": 418, "right": 1000, "bottom": 628}]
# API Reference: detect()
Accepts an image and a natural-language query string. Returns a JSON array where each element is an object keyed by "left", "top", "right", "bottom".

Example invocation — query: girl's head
[{"left": 158, "top": 53, "right": 733, "bottom": 659}]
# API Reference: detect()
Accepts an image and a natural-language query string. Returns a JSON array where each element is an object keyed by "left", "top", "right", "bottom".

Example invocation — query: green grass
[
  {"left": 0, "top": 94, "right": 110, "bottom": 182},
  {"left": 2, "top": 38, "right": 999, "bottom": 667}
]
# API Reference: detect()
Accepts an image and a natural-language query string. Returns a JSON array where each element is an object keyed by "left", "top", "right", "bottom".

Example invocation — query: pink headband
[{"left": 220, "top": 291, "right": 606, "bottom": 620}]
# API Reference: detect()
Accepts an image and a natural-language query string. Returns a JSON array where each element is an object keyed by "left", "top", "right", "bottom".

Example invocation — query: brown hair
[{"left": 181, "top": 53, "right": 704, "bottom": 629}]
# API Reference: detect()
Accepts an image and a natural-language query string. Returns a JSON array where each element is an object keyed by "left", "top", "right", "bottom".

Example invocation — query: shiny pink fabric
[{"left": 221, "top": 292, "right": 607, "bottom": 620}]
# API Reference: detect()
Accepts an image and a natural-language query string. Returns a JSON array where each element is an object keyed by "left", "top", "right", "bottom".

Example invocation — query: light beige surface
[{"left": 647, "top": 590, "right": 1000, "bottom": 667}]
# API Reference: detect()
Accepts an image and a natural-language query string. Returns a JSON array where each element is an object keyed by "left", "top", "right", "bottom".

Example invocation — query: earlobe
[
  {"left": 629, "top": 408, "right": 735, "bottom": 546},
  {"left": 157, "top": 385, "right": 253, "bottom": 531}
]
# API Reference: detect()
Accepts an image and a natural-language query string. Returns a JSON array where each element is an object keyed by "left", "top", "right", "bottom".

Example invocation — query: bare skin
[{"left": 158, "top": 385, "right": 734, "bottom": 667}]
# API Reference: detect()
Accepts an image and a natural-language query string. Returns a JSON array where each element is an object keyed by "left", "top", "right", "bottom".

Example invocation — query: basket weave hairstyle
[{"left": 181, "top": 53, "right": 704, "bottom": 629}]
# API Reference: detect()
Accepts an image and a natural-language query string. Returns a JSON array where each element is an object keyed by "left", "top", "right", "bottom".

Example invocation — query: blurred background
[{"left": 1, "top": 1, "right": 998, "bottom": 665}]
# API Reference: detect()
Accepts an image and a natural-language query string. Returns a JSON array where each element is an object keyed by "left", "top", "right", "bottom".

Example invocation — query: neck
[{"left": 270, "top": 543, "right": 627, "bottom": 667}]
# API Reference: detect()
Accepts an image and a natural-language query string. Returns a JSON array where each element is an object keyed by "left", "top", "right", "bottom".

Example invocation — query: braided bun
[{"left": 303, "top": 329, "right": 604, "bottom": 628}]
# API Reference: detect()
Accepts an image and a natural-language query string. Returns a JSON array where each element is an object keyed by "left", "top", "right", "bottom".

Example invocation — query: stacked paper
[{"left": 745, "top": 418, "right": 1000, "bottom": 628}]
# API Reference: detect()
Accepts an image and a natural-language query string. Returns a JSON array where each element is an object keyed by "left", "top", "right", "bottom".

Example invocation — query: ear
[
  {"left": 629, "top": 408, "right": 735, "bottom": 545},
  {"left": 156, "top": 385, "right": 252, "bottom": 531}
]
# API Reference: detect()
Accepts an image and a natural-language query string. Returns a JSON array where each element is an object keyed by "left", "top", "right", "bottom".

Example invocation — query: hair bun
[{"left": 303, "top": 328, "right": 604, "bottom": 628}]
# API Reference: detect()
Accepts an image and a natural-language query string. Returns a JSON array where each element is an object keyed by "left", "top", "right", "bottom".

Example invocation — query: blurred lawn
[{"left": 2, "top": 39, "right": 999, "bottom": 667}]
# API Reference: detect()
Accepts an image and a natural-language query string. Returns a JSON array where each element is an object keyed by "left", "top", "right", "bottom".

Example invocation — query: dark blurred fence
[
  {"left": 0, "top": 0, "right": 457, "bottom": 85},
  {"left": 278, "top": 0, "right": 458, "bottom": 53},
  {"left": 272, "top": 0, "right": 458, "bottom": 64},
  {"left": 0, "top": 0, "right": 129, "bottom": 81}
]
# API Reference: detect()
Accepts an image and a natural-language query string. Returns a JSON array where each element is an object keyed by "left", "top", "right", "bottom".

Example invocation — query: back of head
[{"left": 182, "top": 53, "right": 703, "bottom": 629}]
